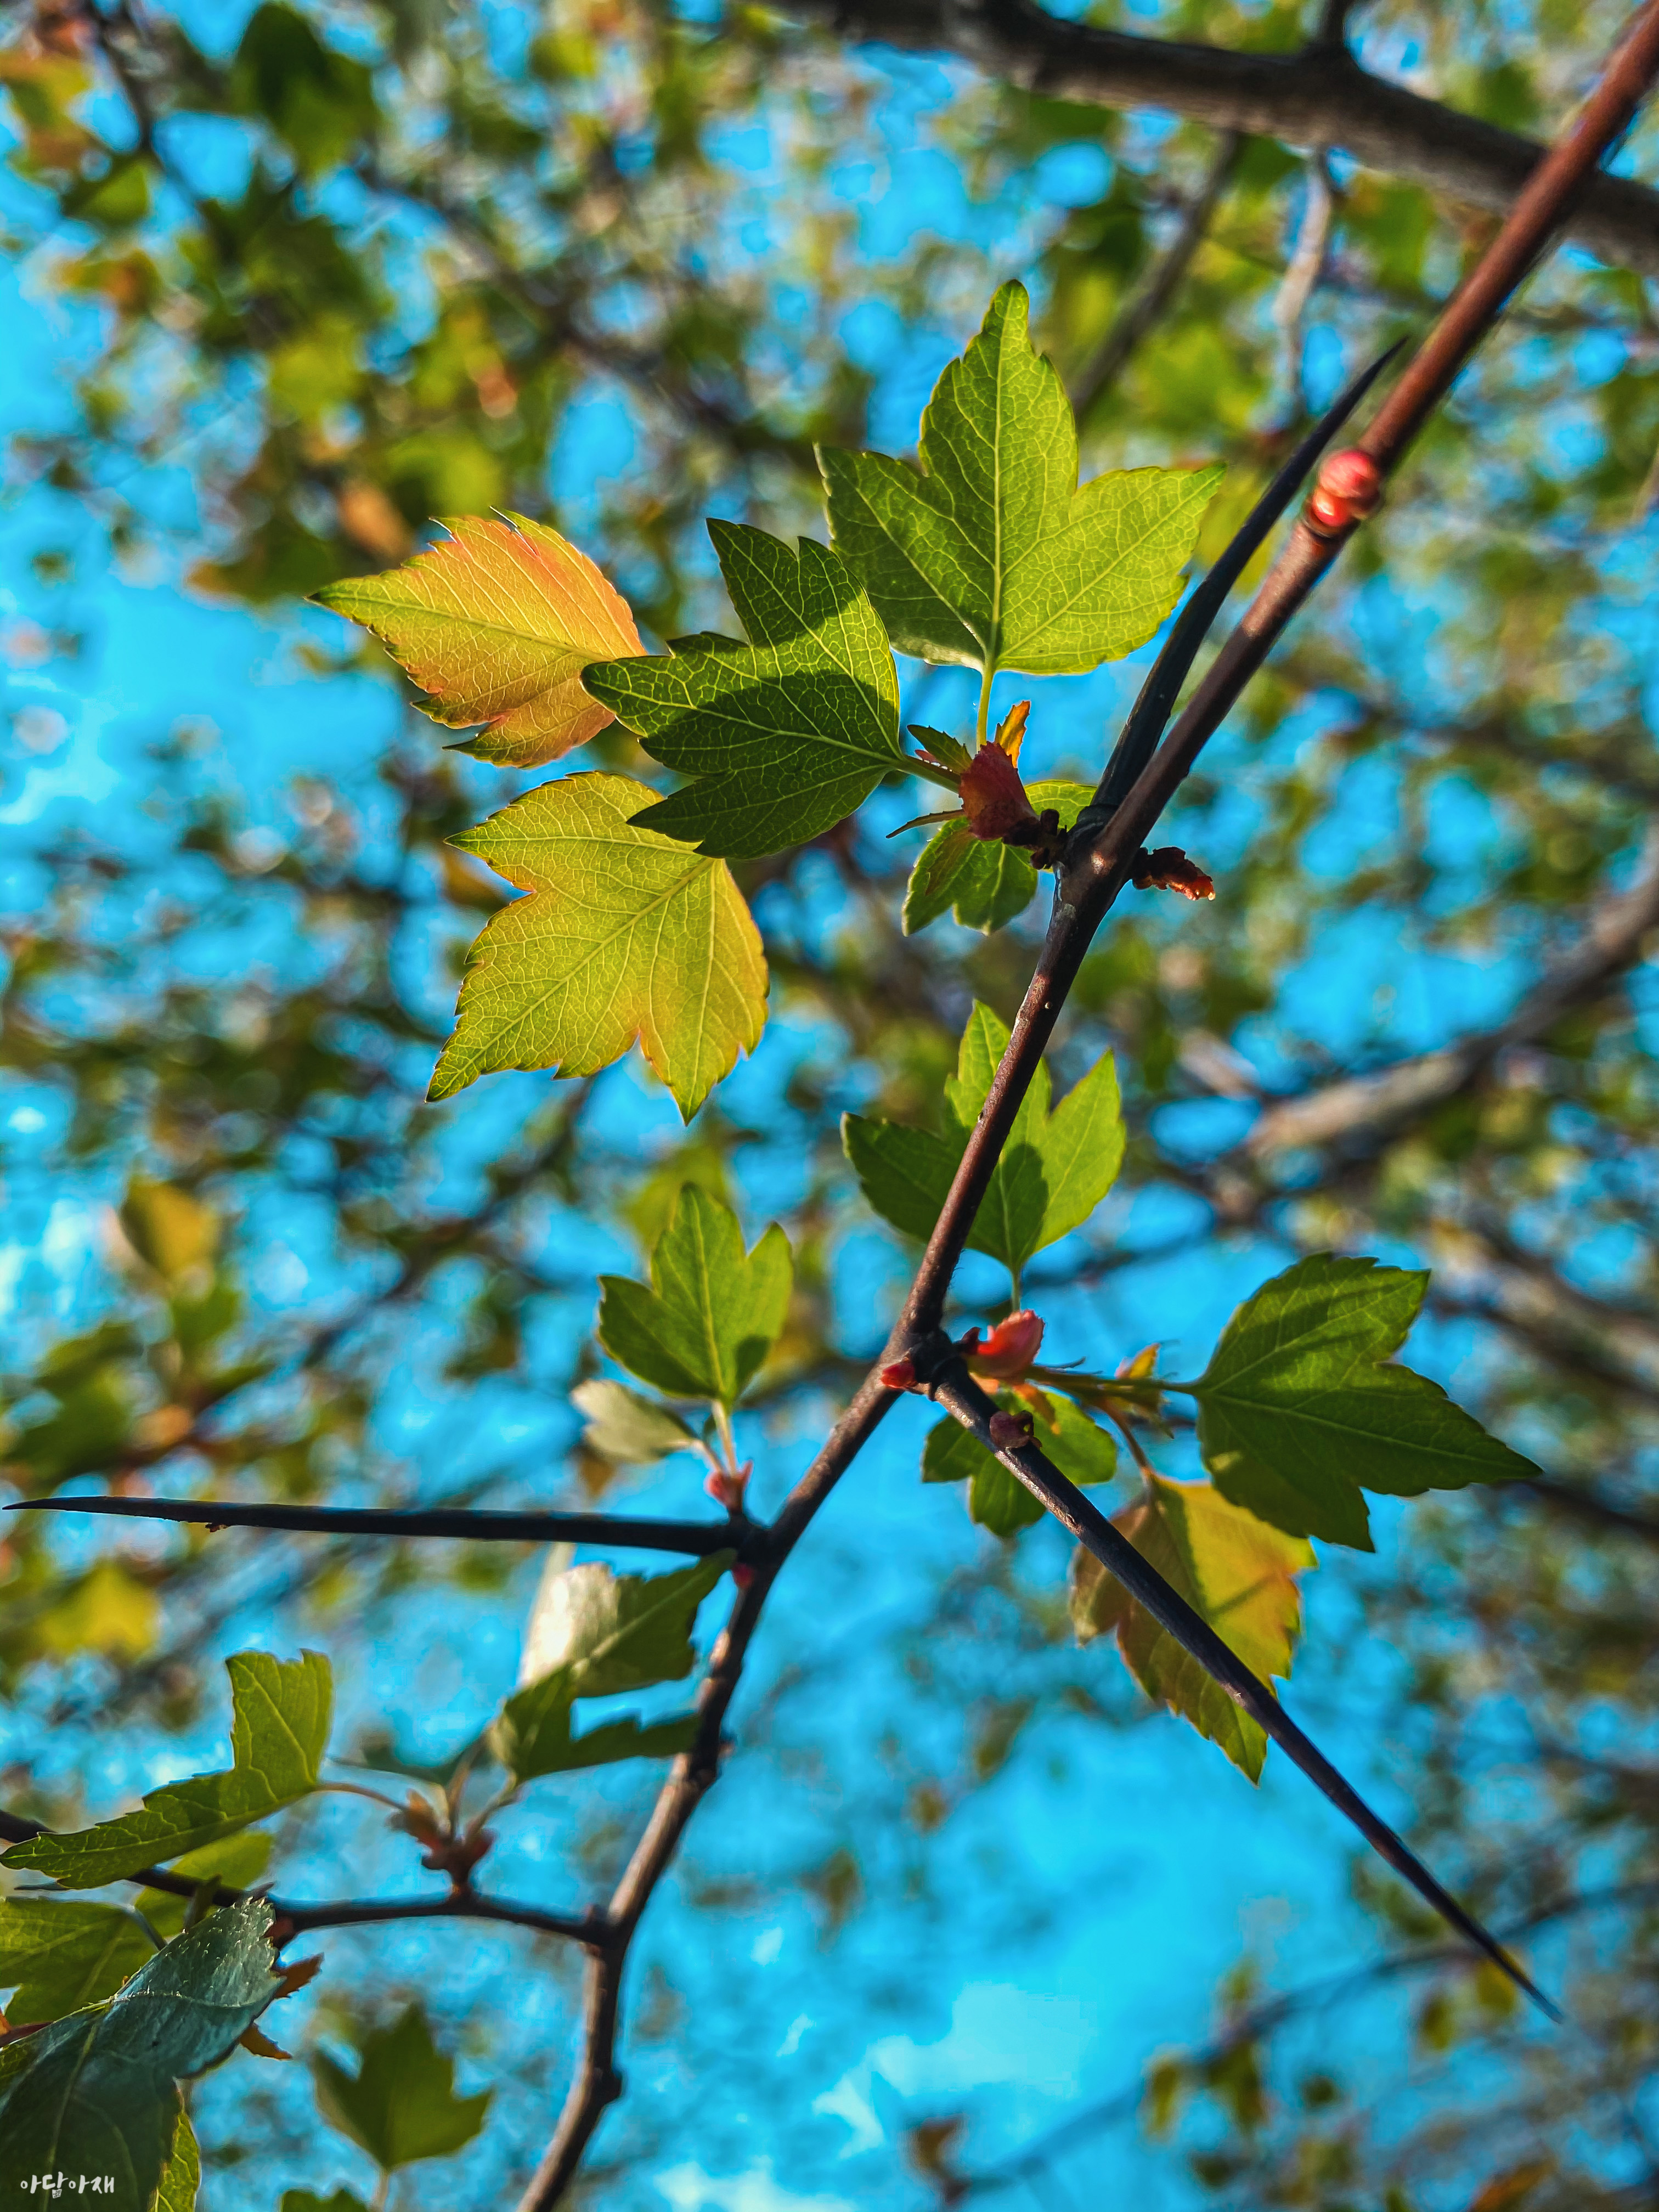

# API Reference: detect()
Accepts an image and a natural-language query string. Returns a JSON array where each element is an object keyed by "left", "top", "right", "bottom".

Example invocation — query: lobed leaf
[
  {"left": 843, "top": 1001, "right": 1123, "bottom": 1283},
  {"left": 583, "top": 523, "right": 902, "bottom": 859},
  {"left": 313, "top": 512, "right": 644, "bottom": 768},
  {"left": 597, "top": 1184, "right": 792, "bottom": 1406},
  {"left": 312, "top": 2004, "right": 489, "bottom": 2174},
  {"left": 0, "top": 1899, "right": 281, "bottom": 2209},
  {"left": 2, "top": 1651, "right": 331, "bottom": 1889},
  {"left": 1071, "top": 1477, "right": 1315, "bottom": 1780},
  {"left": 432, "top": 772, "right": 768, "bottom": 1121},
  {"left": 1187, "top": 1254, "right": 1538, "bottom": 1548},
  {"left": 821, "top": 282, "right": 1222, "bottom": 677}
]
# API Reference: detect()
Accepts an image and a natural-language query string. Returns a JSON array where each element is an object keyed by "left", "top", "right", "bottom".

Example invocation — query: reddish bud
[
  {"left": 968, "top": 1308, "right": 1045, "bottom": 1381},
  {"left": 1132, "top": 847, "right": 1215, "bottom": 901},
  {"left": 879, "top": 1357, "right": 918, "bottom": 1391},
  {"left": 1306, "top": 448, "right": 1383, "bottom": 534},
  {"left": 704, "top": 1461, "right": 752, "bottom": 1514},
  {"left": 988, "top": 1409, "right": 1034, "bottom": 1451},
  {"left": 732, "top": 1562, "right": 756, "bottom": 1589},
  {"left": 960, "top": 739, "right": 1039, "bottom": 843}
]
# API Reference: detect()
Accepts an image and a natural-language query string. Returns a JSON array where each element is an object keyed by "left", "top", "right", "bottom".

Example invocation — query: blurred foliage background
[{"left": 2, "top": 0, "right": 1659, "bottom": 2205}]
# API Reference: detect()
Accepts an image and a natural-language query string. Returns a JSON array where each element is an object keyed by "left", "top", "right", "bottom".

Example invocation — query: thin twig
[{"left": 8, "top": 1496, "right": 755, "bottom": 1560}]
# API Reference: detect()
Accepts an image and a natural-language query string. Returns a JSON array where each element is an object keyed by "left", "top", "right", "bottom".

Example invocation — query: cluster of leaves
[{"left": 6, "top": 0, "right": 1659, "bottom": 2205}]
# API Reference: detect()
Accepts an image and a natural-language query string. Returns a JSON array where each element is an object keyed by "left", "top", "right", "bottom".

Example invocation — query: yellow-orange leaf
[
  {"left": 1070, "top": 1475, "right": 1314, "bottom": 1781},
  {"left": 314, "top": 512, "right": 644, "bottom": 768}
]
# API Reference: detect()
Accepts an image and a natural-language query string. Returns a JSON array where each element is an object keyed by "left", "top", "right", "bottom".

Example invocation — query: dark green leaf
[
  {"left": 3, "top": 1652, "right": 331, "bottom": 1888},
  {"left": 312, "top": 2004, "right": 490, "bottom": 2172},
  {"left": 1187, "top": 1255, "right": 1538, "bottom": 1548},
  {"left": 0, "top": 1899, "right": 281, "bottom": 2210},
  {"left": 597, "top": 1184, "right": 791, "bottom": 1406},
  {"left": 584, "top": 523, "right": 902, "bottom": 859}
]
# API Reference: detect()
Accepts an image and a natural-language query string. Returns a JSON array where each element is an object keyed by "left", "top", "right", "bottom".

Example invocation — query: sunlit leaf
[
  {"left": 597, "top": 1185, "right": 791, "bottom": 1406},
  {"left": 570, "top": 1378, "right": 702, "bottom": 1464},
  {"left": 431, "top": 772, "right": 767, "bottom": 1121},
  {"left": 315, "top": 513, "right": 644, "bottom": 766},
  {"left": 491, "top": 1553, "right": 730, "bottom": 1784},
  {"left": 821, "top": 281, "right": 1222, "bottom": 676},
  {"left": 1071, "top": 1476, "right": 1314, "bottom": 1779},
  {"left": 3, "top": 1652, "right": 331, "bottom": 1888},
  {"left": 155, "top": 2108, "right": 200, "bottom": 2212}
]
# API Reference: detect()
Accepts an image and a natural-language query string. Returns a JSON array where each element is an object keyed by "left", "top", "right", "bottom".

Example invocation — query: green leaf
[
  {"left": 1186, "top": 1254, "right": 1538, "bottom": 1549},
  {"left": 1070, "top": 1476, "right": 1315, "bottom": 1781},
  {"left": 312, "top": 2004, "right": 489, "bottom": 2174},
  {"left": 597, "top": 1184, "right": 792, "bottom": 1405},
  {"left": 843, "top": 1001, "right": 1123, "bottom": 1283},
  {"left": 922, "top": 1389, "right": 1115, "bottom": 1538},
  {"left": 821, "top": 282, "right": 1223, "bottom": 677},
  {"left": 2, "top": 1652, "right": 331, "bottom": 1889},
  {"left": 431, "top": 772, "right": 766, "bottom": 1122},
  {"left": 0, "top": 1898, "right": 281, "bottom": 2210},
  {"left": 0, "top": 1898, "right": 152, "bottom": 2023},
  {"left": 313, "top": 512, "right": 644, "bottom": 769},
  {"left": 156, "top": 2109, "right": 200, "bottom": 2212},
  {"left": 583, "top": 523, "right": 902, "bottom": 860},
  {"left": 571, "top": 1378, "right": 702, "bottom": 1464},
  {"left": 490, "top": 1553, "right": 731, "bottom": 1784},
  {"left": 902, "top": 780, "right": 1091, "bottom": 934}
]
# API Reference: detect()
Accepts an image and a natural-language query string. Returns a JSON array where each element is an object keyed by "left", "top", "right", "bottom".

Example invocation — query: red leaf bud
[
  {"left": 988, "top": 1409, "right": 1034, "bottom": 1451},
  {"left": 880, "top": 1357, "right": 918, "bottom": 1391},
  {"left": 967, "top": 1308, "right": 1045, "bottom": 1381},
  {"left": 1306, "top": 448, "right": 1383, "bottom": 534}
]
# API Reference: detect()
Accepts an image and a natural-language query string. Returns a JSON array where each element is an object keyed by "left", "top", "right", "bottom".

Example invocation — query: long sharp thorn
[{"left": 1089, "top": 337, "right": 1407, "bottom": 820}]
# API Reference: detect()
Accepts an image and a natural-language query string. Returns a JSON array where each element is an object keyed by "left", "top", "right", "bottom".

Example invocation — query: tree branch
[
  {"left": 8, "top": 1495, "right": 757, "bottom": 1560},
  {"left": 784, "top": 0, "right": 1659, "bottom": 276}
]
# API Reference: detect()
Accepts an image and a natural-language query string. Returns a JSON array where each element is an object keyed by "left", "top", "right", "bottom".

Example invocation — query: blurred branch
[
  {"left": 1070, "top": 130, "right": 1242, "bottom": 417},
  {"left": 784, "top": 0, "right": 1659, "bottom": 276}
]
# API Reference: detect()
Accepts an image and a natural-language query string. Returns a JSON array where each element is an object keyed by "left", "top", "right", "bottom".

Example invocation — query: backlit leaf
[
  {"left": 570, "top": 1378, "right": 701, "bottom": 1464},
  {"left": 3, "top": 1651, "right": 331, "bottom": 1889},
  {"left": 1187, "top": 1255, "right": 1537, "bottom": 1549},
  {"left": 431, "top": 772, "right": 766, "bottom": 1121},
  {"left": 156, "top": 2109, "right": 200, "bottom": 2212},
  {"left": 0, "top": 1899, "right": 281, "bottom": 2209},
  {"left": 312, "top": 2004, "right": 489, "bottom": 2174},
  {"left": 1070, "top": 1476, "right": 1314, "bottom": 1779},
  {"left": 314, "top": 512, "right": 643, "bottom": 767},
  {"left": 821, "top": 282, "right": 1222, "bottom": 676},
  {"left": 0, "top": 1898, "right": 152, "bottom": 2023},
  {"left": 491, "top": 1552, "right": 730, "bottom": 1784},
  {"left": 584, "top": 523, "right": 902, "bottom": 859},
  {"left": 597, "top": 1185, "right": 791, "bottom": 1406}
]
